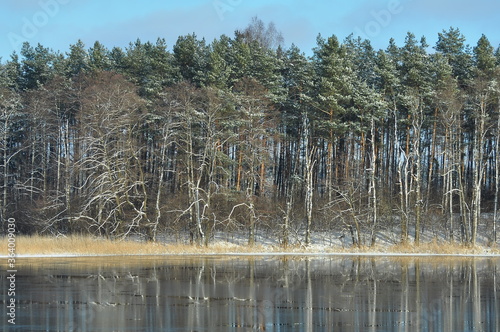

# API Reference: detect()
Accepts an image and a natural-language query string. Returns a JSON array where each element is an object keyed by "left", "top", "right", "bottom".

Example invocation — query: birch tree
[
  {"left": 434, "top": 65, "right": 463, "bottom": 241},
  {"left": 468, "top": 35, "right": 497, "bottom": 245},
  {"left": 0, "top": 89, "right": 23, "bottom": 225},
  {"left": 168, "top": 82, "right": 231, "bottom": 244},
  {"left": 400, "top": 33, "right": 432, "bottom": 244},
  {"left": 232, "top": 78, "right": 275, "bottom": 245},
  {"left": 76, "top": 72, "right": 146, "bottom": 238}
]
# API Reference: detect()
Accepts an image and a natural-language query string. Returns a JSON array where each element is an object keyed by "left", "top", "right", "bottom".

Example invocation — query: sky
[{"left": 1, "top": 0, "right": 499, "bottom": 61}]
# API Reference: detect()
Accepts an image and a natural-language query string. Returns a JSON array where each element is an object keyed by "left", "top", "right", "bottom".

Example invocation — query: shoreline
[
  {"left": 2, "top": 252, "right": 500, "bottom": 259},
  {"left": 1, "top": 234, "right": 499, "bottom": 259}
]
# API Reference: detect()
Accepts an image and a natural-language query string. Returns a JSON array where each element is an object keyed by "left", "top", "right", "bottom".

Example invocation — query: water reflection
[{"left": 1, "top": 256, "right": 499, "bottom": 331}]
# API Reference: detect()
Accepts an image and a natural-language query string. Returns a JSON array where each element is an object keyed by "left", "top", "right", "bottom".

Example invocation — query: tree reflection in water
[{"left": 3, "top": 256, "right": 499, "bottom": 331}]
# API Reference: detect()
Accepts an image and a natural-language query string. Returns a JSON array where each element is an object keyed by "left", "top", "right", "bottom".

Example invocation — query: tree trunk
[
  {"left": 369, "top": 118, "right": 378, "bottom": 246},
  {"left": 411, "top": 96, "right": 424, "bottom": 245},
  {"left": 394, "top": 109, "right": 408, "bottom": 243},
  {"left": 151, "top": 124, "right": 171, "bottom": 241},
  {"left": 426, "top": 107, "right": 439, "bottom": 206},
  {"left": 303, "top": 113, "right": 315, "bottom": 246},
  {"left": 236, "top": 147, "right": 243, "bottom": 192},
  {"left": 1, "top": 116, "right": 8, "bottom": 223},
  {"left": 248, "top": 201, "right": 256, "bottom": 246},
  {"left": 471, "top": 99, "right": 487, "bottom": 246},
  {"left": 283, "top": 199, "right": 292, "bottom": 248},
  {"left": 494, "top": 100, "right": 500, "bottom": 244}
]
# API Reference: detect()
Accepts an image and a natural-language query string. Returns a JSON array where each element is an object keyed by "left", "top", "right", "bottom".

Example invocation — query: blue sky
[{"left": 1, "top": 0, "right": 499, "bottom": 61}]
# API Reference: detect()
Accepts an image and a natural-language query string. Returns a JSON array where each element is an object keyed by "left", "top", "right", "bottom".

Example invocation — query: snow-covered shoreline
[
  {"left": 4, "top": 254, "right": 499, "bottom": 258},
  {"left": 3, "top": 249, "right": 500, "bottom": 259},
  {"left": 2, "top": 229, "right": 499, "bottom": 259}
]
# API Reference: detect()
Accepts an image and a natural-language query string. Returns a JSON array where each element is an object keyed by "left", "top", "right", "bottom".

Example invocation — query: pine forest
[{"left": 2, "top": 22, "right": 500, "bottom": 247}]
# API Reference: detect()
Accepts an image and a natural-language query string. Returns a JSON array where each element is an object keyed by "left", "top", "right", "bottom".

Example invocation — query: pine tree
[
  {"left": 313, "top": 34, "right": 354, "bottom": 200},
  {"left": 122, "top": 39, "right": 175, "bottom": 97},
  {"left": 431, "top": 52, "right": 462, "bottom": 241},
  {"left": 0, "top": 53, "right": 22, "bottom": 91},
  {"left": 468, "top": 34, "right": 497, "bottom": 245},
  {"left": 278, "top": 44, "right": 314, "bottom": 245},
  {"left": 346, "top": 37, "right": 387, "bottom": 245},
  {"left": 206, "top": 35, "right": 233, "bottom": 90},
  {"left": 88, "top": 41, "right": 111, "bottom": 72},
  {"left": 20, "top": 42, "right": 55, "bottom": 90},
  {"left": 435, "top": 27, "right": 473, "bottom": 86},
  {"left": 173, "top": 34, "right": 209, "bottom": 86},
  {"left": 399, "top": 33, "right": 433, "bottom": 244},
  {"left": 66, "top": 40, "right": 89, "bottom": 77}
]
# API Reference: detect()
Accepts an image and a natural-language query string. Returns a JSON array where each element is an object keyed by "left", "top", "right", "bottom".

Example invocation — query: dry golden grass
[
  {"left": 0, "top": 235, "right": 499, "bottom": 257},
  {"left": 0, "top": 235, "right": 279, "bottom": 256},
  {"left": 386, "top": 238, "right": 500, "bottom": 255},
  {"left": 6, "top": 235, "right": 170, "bottom": 256}
]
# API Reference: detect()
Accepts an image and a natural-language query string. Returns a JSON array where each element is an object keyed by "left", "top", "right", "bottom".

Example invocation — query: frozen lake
[{"left": 1, "top": 256, "right": 499, "bottom": 331}]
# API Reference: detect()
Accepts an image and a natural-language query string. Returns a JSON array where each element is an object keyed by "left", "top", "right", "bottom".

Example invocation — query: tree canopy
[{"left": 1, "top": 25, "right": 500, "bottom": 247}]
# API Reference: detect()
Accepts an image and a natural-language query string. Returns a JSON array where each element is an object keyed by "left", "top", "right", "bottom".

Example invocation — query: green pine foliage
[{"left": 1, "top": 25, "right": 500, "bottom": 246}]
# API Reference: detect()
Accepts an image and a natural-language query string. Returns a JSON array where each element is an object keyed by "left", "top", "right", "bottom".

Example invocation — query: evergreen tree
[
  {"left": 206, "top": 35, "right": 233, "bottom": 90},
  {"left": 20, "top": 43, "right": 55, "bottom": 90},
  {"left": 313, "top": 34, "right": 354, "bottom": 199},
  {"left": 0, "top": 53, "right": 22, "bottom": 91},
  {"left": 228, "top": 33, "right": 252, "bottom": 83},
  {"left": 88, "top": 41, "right": 111, "bottom": 72},
  {"left": 473, "top": 34, "right": 496, "bottom": 76},
  {"left": 123, "top": 38, "right": 175, "bottom": 97},
  {"left": 431, "top": 52, "right": 462, "bottom": 241},
  {"left": 435, "top": 27, "right": 473, "bottom": 86},
  {"left": 346, "top": 37, "right": 387, "bottom": 245},
  {"left": 66, "top": 40, "right": 89, "bottom": 77},
  {"left": 108, "top": 46, "right": 127, "bottom": 74},
  {"left": 278, "top": 44, "right": 314, "bottom": 244},
  {"left": 248, "top": 41, "right": 285, "bottom": 104},
  {"left": 3, "top": 28, "right": 500, "bottom": 247},
  {"left": 468, "top": 34, "right": 497, "bottom": 245},
  {"left": 173, "top": 34, "right": 209, "bottom": 86},
  {"left": 399, "top": 33, "right": 434, "bottom": 244}
]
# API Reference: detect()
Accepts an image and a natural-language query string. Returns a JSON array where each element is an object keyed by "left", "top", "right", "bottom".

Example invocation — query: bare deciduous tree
[{"left": 75, "top": 72, "right": 146, "bottom": 238}]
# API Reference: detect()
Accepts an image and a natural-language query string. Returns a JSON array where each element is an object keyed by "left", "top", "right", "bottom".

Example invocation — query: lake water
[{"left": 1, "top": 255, "right": 499, "bottom": 331}]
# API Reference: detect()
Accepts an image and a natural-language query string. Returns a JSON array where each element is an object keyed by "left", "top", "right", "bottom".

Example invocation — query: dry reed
[{"left": 0, "top": 235, "right": 498, "bottom": 257}]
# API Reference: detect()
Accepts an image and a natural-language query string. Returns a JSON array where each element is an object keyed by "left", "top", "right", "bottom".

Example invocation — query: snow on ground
[
  {"left": 2, "top": 219, "right": 500, "bottom": 258},
  {"left": 8, "top": 251, "right": 500, "bottom": 258},
  {"left": 6, "top": 230, "right": 499, "bottom": 258}
]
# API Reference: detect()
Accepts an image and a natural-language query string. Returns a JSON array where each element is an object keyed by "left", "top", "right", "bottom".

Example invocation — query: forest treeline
[{"left": 1, "top": 22, "right": 500, "bottom": 246}]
